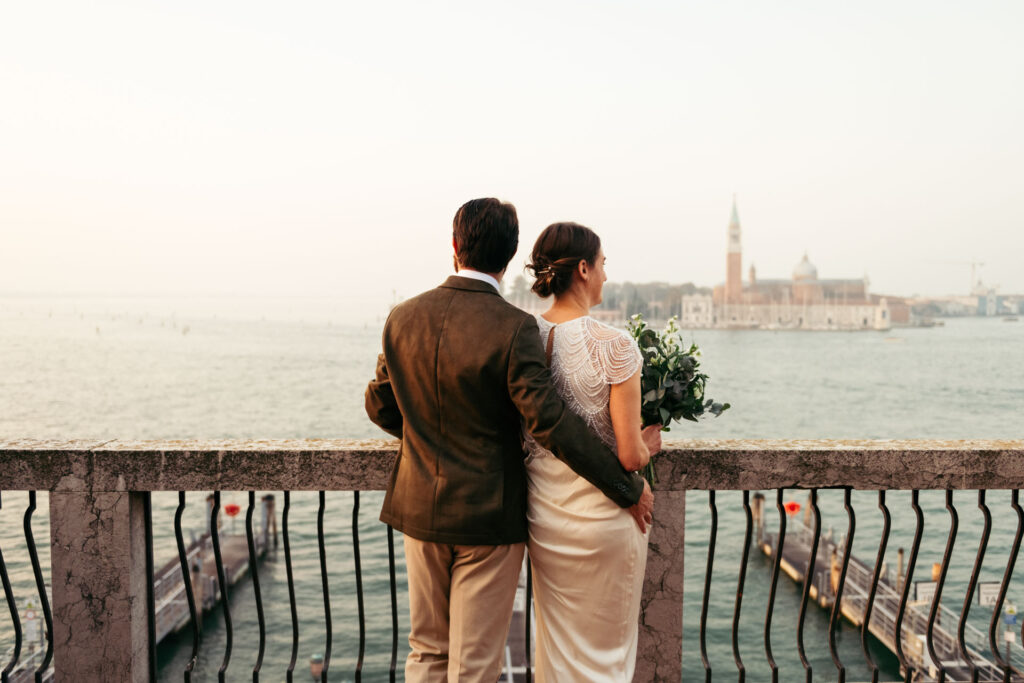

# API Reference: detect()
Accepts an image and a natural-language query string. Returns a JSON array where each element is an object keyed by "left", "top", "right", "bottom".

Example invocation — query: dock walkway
[
  {"left": 766, "top": 510, "right": 1024, "bottom": 682},
  {"left": 153, "top": 495, "right": 274, "bottom": 643},
  {"left": 5, "top": 496, "right": 273, "bottom": 682}
]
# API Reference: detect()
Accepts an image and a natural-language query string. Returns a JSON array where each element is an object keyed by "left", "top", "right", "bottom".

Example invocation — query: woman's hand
[
  {"left": 641, "top": 424, "right": 663, "bottom": 458},
  {"left": 628, "top": 478, "right": 654, "bottom": 533}
]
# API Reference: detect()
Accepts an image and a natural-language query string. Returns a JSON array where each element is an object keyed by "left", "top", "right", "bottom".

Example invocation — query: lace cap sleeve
[{"left": 589, "top": 321, "right": 643, "bottom": 385}]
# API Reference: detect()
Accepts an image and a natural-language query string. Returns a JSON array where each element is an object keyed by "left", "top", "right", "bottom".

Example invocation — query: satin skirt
[{"left": 525, "top": 452, "right": 649, "bottom": 682}]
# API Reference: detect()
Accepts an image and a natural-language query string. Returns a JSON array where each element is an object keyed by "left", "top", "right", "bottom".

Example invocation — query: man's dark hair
[{"left": 452, "top": 198, "right": 519, "bottom": 274}]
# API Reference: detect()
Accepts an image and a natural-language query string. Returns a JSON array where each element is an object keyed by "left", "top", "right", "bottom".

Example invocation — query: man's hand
[
  {"left": 628, "top": 478, "right": 654, "bottom": 533},
  {"left": 641, "top": 424, "right": 662, "bottom": 458}
]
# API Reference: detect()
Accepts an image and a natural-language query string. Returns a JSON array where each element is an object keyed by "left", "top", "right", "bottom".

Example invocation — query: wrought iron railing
[
  {"left": 2, "top": 439, "right": 1024, "bottom": 682},
  {"left": 688, "top": 486, "right": 1024, "bottom": 683}
]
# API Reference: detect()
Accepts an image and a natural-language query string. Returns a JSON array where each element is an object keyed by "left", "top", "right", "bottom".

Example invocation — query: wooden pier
[
  {"left": 5, "top": 495, "right": 274, "bottom": 683},
  {"left": 153, "top": 494, "right": 275, "bottom": 643},
  {"left": 762, "top": 494, "right": 1024, "bottom": 682}
]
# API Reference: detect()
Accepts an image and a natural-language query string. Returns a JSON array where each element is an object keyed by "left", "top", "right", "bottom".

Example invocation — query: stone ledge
[{"left": 1, "top": 439, "right": 1022, "bottom": 492}]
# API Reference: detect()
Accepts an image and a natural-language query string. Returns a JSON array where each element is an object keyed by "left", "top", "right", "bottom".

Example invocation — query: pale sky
[{"left": 2, "top": 1, "right": 1022, "bottom": 321}]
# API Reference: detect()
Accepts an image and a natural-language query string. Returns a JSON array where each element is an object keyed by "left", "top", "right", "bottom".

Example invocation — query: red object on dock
[
  {"left": 224, "top": 503, "right": 241, "bottom": 517},
  {"left": 783, "top": 501, "right": 801, "bottom": 516}
]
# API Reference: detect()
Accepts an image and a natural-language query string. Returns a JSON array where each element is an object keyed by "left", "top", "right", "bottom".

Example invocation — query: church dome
[{"left": 793, "top": 253, "right": 818, "bottom": 281}]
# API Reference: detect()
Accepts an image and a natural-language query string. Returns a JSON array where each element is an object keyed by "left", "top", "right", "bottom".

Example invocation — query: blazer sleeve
[
  {"left": 365, "top": 352, "right": 404, "bottom": 439},
  {"left": 507, "top": 316, "right": 644, "bottom": 507}
]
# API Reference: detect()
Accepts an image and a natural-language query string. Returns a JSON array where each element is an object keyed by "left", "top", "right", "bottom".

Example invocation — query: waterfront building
[
  {"left": 969, "top": 285, "right": 1021, "bottom": 316},
  {"left": 679, "top": 293, "right": 714, "bottom": 328},
  {"left": 708, "top": 198, "right": 893, "bottom": 330}
]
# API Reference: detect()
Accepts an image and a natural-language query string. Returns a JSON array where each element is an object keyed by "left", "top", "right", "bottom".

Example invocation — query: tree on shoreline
[
  {"left": 596, "top": 281, "right": 710, "bottom": 320},
  {"left": 509, "top": 275, "right": 711, "bottom": 320}
]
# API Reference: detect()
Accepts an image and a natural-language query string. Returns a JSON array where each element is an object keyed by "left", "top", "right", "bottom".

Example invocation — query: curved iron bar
[
  {"left": 174, "top": 492, "right": 200, "bottom": 681},
  {"left": 353, "top": 491, "right": 366, "bottom": 683},
  {"left": 24, "top": 491, "right": 53, "bottom": 683},
  {"left": 211, "top": 491, "right": 233, "bottom": 683},
  {"left": 958, "top": 490, "right": 991, "bottom": 683},
  {"left": 245, "top": 491, "right": 266, "bottom": 682},
  {"left": 387, "top": 525, "right": 399, "bottom": 683},
  {"left": 828, "top": 487, "right": 856, "bottom": 683},
  {"left": 926, "top": 490, "right": 957, "bottom": 683},
  {"left": 732, "top": 491, "right": 753, "bottom": 683},
  {"left": 318, "top": 491, "right": 333, "bottom": 682},
  {"left": 797, "top": 489, "right": 820, "bottom": 683},
  {"left": 860, "top": 490, "right": 890, "bottom": 683},
  {"left": 143, "top": 492, "right": 157, "bottom": 683},
  {"left": 700, "top": 490, "right": 717, "bottom": 683},
  {"left": 894, "top": 489, "right": 923, "bottom": 683},
  {"left": 525, "top": 558, "right": 533, "bottom": 683},
  {"left": 1, "top": 492, "right": 23, "bottom": 683},
  {"left": 990, "top": 490, "right": 1023, "bottom": 682},
  {"left": 283, "top": 491, "right": 298, "bottom": 683},
  {"left": 765, "top": 489, "right": 786, "bottom": 683}
]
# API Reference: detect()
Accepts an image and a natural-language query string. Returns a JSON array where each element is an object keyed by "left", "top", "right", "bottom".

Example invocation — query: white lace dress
[{"left": 523, "top": 315, "right": 648, "bottom": 682}]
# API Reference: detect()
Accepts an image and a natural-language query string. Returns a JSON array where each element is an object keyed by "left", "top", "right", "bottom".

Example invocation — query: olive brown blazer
[{"left": 365, "top": 275, "right": 644, "bottom": 545}]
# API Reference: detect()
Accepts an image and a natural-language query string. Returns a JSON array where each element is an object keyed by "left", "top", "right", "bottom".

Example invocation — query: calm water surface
[{"left": 1, "top": 295, "right": 1022, "bottom": 681}]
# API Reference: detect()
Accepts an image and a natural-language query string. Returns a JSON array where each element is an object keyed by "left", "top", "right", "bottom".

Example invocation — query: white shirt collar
[{"left": 455, "top": 269, "right": 501, "bottom": 292}]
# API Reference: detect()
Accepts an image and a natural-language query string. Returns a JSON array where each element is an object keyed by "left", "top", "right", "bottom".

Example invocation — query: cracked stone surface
[
  {"left": 49, "top": 491, "right": 149, "bottom": 683},
  {"left": 637, "top": 489, "right": 684, "bottom": 682},
  {"left": 2, "top": 438, "right": 1023, "bottom": 491},
  {"left": 653, "top": 438, "right": 1024, "bottom": 491}
]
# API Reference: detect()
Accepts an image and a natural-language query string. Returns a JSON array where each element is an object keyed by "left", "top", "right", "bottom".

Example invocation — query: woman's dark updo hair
[{"left": 526, "top": 222, "right": 601, "bottom": 298}]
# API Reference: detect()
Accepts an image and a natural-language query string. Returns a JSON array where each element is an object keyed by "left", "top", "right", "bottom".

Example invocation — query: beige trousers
[{"left": 403, "top": 536, "right": 526, "bottom": 683}]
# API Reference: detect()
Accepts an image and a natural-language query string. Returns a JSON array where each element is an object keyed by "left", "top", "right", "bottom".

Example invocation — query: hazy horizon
[{"left": 3, "top": 1, "right": 1022, "bottom": 322}]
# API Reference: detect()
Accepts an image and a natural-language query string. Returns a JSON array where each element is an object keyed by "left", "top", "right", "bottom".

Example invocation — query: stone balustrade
[{"left": 1, "top": 438, "right": 1023, "bottom": 682}]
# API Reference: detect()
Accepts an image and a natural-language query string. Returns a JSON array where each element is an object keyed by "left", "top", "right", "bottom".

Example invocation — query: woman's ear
[{"left": 577, "top": 259, "right": 588, "bottom": 281}]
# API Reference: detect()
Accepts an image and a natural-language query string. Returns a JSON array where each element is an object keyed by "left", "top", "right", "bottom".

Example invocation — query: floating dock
[
  {"left": 762, "top": 494, "right": 1024, "bottom": 682},
  {"left": 154, "top": 494, "right": 274, "bottom": 643},
  {"left": 5, "top": 495, "right": 273, "bottom": 683}
]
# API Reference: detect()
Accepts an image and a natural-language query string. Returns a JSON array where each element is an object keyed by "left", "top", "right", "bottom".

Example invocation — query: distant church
[{"left": 682, "top": 198, "right": 891, "bottom": 330}]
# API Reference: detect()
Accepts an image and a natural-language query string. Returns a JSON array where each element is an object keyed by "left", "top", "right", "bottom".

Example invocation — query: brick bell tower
[{"left": 725, "top": 195, "right": 743, "bottom": 304}]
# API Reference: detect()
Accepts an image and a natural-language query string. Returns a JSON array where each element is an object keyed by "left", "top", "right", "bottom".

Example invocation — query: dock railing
[{"left": 2, "top": 439, "right": 1024, "bottom": 682}]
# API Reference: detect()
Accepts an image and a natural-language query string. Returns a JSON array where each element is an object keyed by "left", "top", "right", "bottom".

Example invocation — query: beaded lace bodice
[{"left": 524, "top": 315, "right": 643, "bottom": 458}]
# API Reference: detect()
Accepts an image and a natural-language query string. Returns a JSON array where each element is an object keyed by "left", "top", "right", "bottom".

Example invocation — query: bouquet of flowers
[{"left": 626, "top": 314, "right": 730, "bottom": 482}]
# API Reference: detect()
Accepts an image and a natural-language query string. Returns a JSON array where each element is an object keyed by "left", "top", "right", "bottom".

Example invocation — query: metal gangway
[
  {"left": 3, "top": 494, "right": 273, "bottom": 682},
  {"left": 768, "top": 510, "right": 1024, "bottom": 682}
]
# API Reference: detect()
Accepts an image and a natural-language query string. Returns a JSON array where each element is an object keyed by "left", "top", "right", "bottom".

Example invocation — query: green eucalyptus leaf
[{"left": 627, "top": 312, "right": 728, "bottom": 429}]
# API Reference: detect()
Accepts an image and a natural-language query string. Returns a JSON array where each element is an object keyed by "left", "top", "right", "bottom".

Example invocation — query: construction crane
[{"left": 933, "top": 260, "right": 986, "bottom": 294}]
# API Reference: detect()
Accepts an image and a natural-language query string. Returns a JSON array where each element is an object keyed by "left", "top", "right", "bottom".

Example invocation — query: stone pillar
[
  {"left": 49, "top": 491, "right": 152, "bottom": 683},
  {"left": 752, "top": 492, "right": 765, "bottom": 546},
  {"left": 636, "top": 489, "right": 685, "bottom": 682}
]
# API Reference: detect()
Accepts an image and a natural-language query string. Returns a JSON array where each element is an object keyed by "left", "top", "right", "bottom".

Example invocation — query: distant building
[
  {"left": 706, "top": 197, "right": 892, "bottom": 331},
  {"left": 679, "top": 294, "right": 714, "bottom": 327}
]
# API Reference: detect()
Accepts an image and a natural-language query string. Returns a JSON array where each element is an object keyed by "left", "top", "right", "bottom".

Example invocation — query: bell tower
[{"left": 725, "top": 196, "right": 742, "bottom": 303}]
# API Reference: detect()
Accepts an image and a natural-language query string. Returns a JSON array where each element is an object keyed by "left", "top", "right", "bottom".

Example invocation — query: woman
[{"left": 523, "top": 222, "right": 661, "bottom": 681}]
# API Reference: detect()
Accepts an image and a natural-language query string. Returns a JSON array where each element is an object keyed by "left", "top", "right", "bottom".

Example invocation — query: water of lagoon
[{"left": 1, "top": 295, "right": 1022, "bottom": 681}]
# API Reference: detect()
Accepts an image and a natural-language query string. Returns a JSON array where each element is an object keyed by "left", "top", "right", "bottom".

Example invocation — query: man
[{"left": 365, "top": 197, "right": 655, "bottom": 682}]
